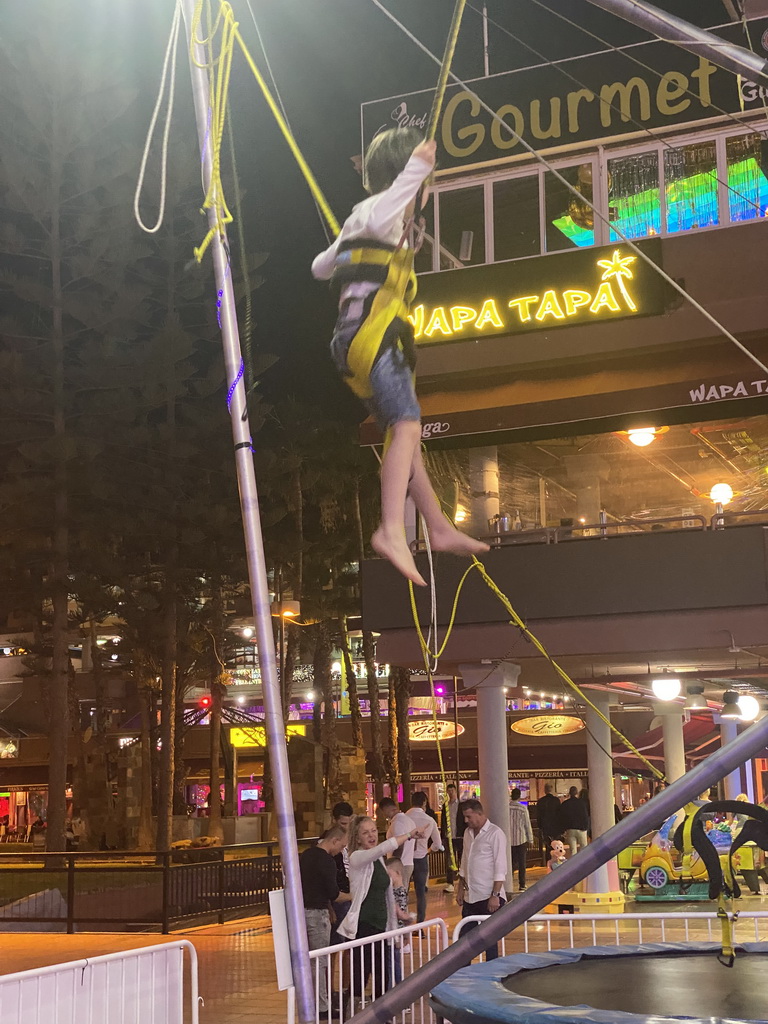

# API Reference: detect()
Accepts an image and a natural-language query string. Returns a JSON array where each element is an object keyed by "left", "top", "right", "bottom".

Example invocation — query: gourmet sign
[{"left": 362, "top": 18, "right": 768, "bottom": 170}]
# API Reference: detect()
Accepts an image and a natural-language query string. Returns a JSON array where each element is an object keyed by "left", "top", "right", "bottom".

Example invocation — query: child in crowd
[
  {"left": 312, "top": 128, "right": 488, "bottom": 586},
  {"left": 386, "top": 858, "right": 414, "bottom": 980}
]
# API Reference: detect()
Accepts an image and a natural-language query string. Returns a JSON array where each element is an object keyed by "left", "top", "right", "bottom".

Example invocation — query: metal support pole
[
  {"left": 453, "top": 675, "right": 460, "bottom": 790},
  {"left": 580, "top": 0, "right": 768, "bottom": 81},
  {"left": 180, "top": 5, "right": 314, "bottom": 1021},
  {"left": 348, "top": 714, "right": 768, "bottom": 1023}
]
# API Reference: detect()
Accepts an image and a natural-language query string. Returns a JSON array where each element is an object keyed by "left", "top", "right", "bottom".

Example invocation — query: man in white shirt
[
  {"left": 509, "top": 788, "right": 534, "bottom": 892},
  {"left": 380, "top": 796, "right": 416, "bottom": 890},
  {"left": 406, "top": 792, "right": 444, "bottom": 922},
  {"left": 456, "top": 798, "right": 507, "bottom": 960}
]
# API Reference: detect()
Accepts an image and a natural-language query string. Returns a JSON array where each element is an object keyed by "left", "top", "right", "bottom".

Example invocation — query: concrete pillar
[
  {"left": 585, "top": 693, "right": 620, "bottom": 893},
  {"left": 720, "top": 721, "right": 742, "bottom": 799},
  {"left": 460, "top": 662, "right": 520, "bottom": 889},
  {"left": 469, "top": 447, "right": 499, "bottom": 537},
  {"left": 658, "top": 704, "right": 686, "bottom": 783}
]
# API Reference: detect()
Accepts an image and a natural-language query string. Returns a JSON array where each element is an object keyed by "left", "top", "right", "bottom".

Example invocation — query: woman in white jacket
[{"left": 340, "top": 814, "right": 420, "bottom": 1003}]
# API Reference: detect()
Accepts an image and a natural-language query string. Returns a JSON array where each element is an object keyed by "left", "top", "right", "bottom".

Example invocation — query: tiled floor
[{"left": 2, "top": 875, "right": 766, "bottom": 1024}]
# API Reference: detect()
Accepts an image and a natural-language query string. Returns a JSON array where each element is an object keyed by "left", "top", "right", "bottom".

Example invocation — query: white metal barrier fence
[
  {"left": 453, "top": 910, "right": 768, "bottom": 959},
  {"left": 287, "top": 917, "right": 449, "bottom": 1024},
  {"left": 0, "top": 940, "right": 200, "bottom": 1024}
]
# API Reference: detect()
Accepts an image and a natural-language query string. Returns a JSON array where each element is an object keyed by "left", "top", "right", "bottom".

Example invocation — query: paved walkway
[{"left": 2, "top": 875, "right": 766, "bottom": 1024}]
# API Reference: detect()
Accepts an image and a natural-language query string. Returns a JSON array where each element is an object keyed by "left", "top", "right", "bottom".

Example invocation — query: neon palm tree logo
[{"left": 596, "top": 250, "right": 637, "bottom": 311}]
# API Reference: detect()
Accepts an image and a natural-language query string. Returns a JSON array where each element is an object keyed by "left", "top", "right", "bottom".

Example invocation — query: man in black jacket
[
  {"left": 559, "top": 786, "right": 590, "bottom": 856},
  {"left": 300, "top": 826, "right": 348, "bottom": 1015},
  {"left": 536, "top": 783, "right": 562, "bottom": 855}
]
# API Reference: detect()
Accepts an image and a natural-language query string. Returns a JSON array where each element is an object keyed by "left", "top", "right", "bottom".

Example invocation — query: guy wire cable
[
  {"left": 465, "top": 0, "right": 763, "bottom": 214},
  {"left": 369, "top": 0, "right": 768, "bottom": 378}
]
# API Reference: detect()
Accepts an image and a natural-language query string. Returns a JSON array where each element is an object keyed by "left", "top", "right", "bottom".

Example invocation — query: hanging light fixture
[
  {"left": 652, "top": 677, "right": 681, "bottom": 701},
  {"left": 684, "top": 685, "right": 708, "bottom": 711},
  {"left": 737, "top": 694, "right": 760, "bottom": 722},
  {"left": 621, "top": 426, "right": 669, "bottom": 447},
  {"left": 721, "top": 690, "right": 742, "bottom": 719}
]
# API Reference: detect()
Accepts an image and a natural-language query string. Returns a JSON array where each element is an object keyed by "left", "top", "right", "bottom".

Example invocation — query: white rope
[
  {"left": 369, "top": 0, "right": 768, "bottom": 378},
  {"left": 134, "top": 0, "right": 182, "bottom": 234}
]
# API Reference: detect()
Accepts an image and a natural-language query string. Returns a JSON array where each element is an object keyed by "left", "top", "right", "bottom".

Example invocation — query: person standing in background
[
  {"left": 441, "top": 783, "right": 461, "bottom": 893},
  {"left": 559, "top": 786, "right": 589, "bottom": 855},
  {"left": 508, "top": 788, "right": 533, "bottom": 892},
  {"left": 456, "top": 799, "right": 507, "bottom": 961},
  {"left": 536, "top": 783, "right": 562, "bottom": 855},
  {"left": 406, "top": 792, "right": 444, "bottom": 922},
  {"left": 299, "top": 827, "right": 348, "bottom": 1016},
  {"left": 380, "top": 796, "right": 416, "bottom": 890}
]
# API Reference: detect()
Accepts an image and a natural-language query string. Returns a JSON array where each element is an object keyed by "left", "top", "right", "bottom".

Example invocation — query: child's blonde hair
[{"left": 364, "top": 127, "right": 424, "bottom": 194}]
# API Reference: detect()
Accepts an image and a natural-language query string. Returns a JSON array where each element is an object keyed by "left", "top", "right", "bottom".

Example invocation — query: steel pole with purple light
[
  {"left": 179, "top": 4, "right": 314, "bottom": 1022},
  {"left": 348, "top": 714, "right": 768, "bottom": 1024}
]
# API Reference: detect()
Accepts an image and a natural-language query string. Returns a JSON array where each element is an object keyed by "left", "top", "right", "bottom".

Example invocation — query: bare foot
[
  {"left": 372, "top": 527, "right": 427, "bottom": 586},
  {"left": 429, "top": 526, "right": 490, "bottom": 557}
]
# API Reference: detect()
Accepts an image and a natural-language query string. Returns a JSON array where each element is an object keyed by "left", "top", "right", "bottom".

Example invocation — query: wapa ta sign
[{"left": 410, "top": 239, "right": 668, "bottom": 346}]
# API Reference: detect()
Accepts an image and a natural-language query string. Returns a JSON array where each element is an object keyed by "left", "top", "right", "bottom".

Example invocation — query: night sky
[{"left": 11, "top": 0, "right": 741, "bottom": 420}]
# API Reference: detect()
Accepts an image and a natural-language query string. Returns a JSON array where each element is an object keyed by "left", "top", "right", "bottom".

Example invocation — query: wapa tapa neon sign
[{"left": 410, "top": 250, "right": 641, "bottom": 343}]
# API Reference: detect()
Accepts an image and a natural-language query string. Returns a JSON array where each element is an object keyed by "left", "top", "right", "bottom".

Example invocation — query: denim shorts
[{"left": 330, "top": 313, "right": 421, "bottom": 431}]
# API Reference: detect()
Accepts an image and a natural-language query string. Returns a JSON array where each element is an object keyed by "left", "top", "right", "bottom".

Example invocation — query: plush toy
[{"left": 548, "top": 839, "right": 567, "bottom": 872}]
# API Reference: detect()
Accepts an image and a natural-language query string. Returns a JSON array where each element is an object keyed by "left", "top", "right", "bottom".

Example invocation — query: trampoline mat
[{"left": 502, "top": 952, "right": 767, "bottom": 1019}]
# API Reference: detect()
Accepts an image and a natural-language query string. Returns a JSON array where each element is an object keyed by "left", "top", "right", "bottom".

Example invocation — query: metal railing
[
  {"left": 287, "top": 917, "right": 450, "bottom": 1024},
  {"left": 0, "top": 839, "right": 318, "bottom": 932},
  {"left": 453, "top": 909, "right": 768, "bottom": 959},
  {"left": 0, "top": 939, "right": 200, "bottom": 1024},
  {"left": 411, "top": 510, "right": 767, "bottom": 550}
]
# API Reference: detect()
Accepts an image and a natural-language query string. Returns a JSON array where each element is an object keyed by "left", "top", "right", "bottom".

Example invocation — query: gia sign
[
  {"left": 511, "top": 715, "right": 585, "bottom": 738},
  {"left": 408, "top": 719, "right": 465, "bottom": 742}
]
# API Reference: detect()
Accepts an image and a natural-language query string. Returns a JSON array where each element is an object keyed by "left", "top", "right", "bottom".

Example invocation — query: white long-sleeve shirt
[
  {"left": 386, "top": 811, "right": 415, "bottom": 867},
  {"left": 459, "top": 819, "right": 507, "bottom": 904},
  {"left": 509, "top": 800, "right": 534, "bottom": 846},
  {"left": 338, "top": 836, "right": 398, "bottom": 940},
  {"left": 311, "top": 152, "right": 432, "bottom": 306},
  {"left": 406, "top": 807, "right": 444, "bottom": 859}
]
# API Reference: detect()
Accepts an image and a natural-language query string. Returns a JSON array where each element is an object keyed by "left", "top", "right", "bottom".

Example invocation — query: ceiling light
[
  {"left": 737, "top": 694, "right": 760, "bottom": 722},
  {"left": 628, "top": 427, "right": 657, "bottom": 447},
  {"left": 331, "top": 661, "right": 342, "bottom": 674},
  {"left": 721, "top": 690, "right": 742, "bottom": 719},
  {"left": 241, "top": 626, "right": 254, "bottom": 639},
  {"left": 454, "top": 506, "right": 467, "bottom": 524},
  {"left": 709, "top": 483, "right": 733, "bottom": 505},
  {"left": 237, "top": 695, "right": 246, "bottom": 705},
  {"left": 652, "top": 677, "right": 681, "bottom": 702},
  {"left": 683, "top": 685, "right": 707, "bottom": 711},
  {"left": 306, "top": 691, "right": 315, "bottom": 701}
]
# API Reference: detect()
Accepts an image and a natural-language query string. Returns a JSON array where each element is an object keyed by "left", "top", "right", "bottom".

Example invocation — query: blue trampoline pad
[{"left": 430, "top": 942, "right": 768, "bottom": 1024}]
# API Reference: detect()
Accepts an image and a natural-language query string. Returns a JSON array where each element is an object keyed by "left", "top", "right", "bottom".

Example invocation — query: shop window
[
  {"left": 492, "top": 175, "right": 540, "bottom": 261},
  {"left": 608, "top": 151, "right": 661, "bottom": 241},
  {"left": 726, "top": 133, "right": 768, "bottom": 223},
  {"left": 544, "top": 163, "right": 596, "bottom": 252},
  {"left": 438, "top": 185, "right": 485, "bottom": 268},
  {"left": 664, "top": 140, "right": 718, "bottom": 233}
]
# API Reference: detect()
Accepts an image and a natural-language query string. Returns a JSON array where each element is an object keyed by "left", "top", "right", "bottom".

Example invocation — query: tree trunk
[
  {"left": 156, "top": 578, "right": 177, "bottom": 852},
  {"left": 386, "top": 670, "right": 399, "bottom": 799},
  {"left": 339, "top": 617, "right": 363, "bottom": 750},
  {"left": 315, "top": 622, "right": 340, "bottom": 806},
  {"left": 394, "top": 667, "right": 412, "bottom": 801},
  {"left": 362, "top": 628, "right": 385, "bottom": 803},
  {"left": 46, "top": 138, "right": 70, "bottom": 855},
  {"left": 137, "top": 682, "right": 154, "bottom": 850},
  {"left": 207, "top": 578, "right": 225, "bottom": 842}
]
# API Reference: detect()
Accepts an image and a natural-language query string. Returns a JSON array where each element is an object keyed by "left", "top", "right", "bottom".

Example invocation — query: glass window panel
[
  {"left": 544, "top": 163, "right": 595, "bottom": 252},
  {"left": 726, "top": 133, "right": 768, "bottom": 223},
  {"left": 492, "top": 175, "right": 541, "bottom": 261},
  {"left": 413, "top": 199, "right": 435, "bottom": 274},
  {"left": 438, "top": 185, "right": 485, "bottom": 268},
  {"left": 608, "top": 151, "right": 660, "bottom": 241},
  {"left": 664, "top": 140, "right": 718, "bottom": 233}
]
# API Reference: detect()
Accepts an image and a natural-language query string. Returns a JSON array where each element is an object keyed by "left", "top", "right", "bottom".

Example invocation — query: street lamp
[
  {"left": 652, "top": 677, "right": 681, "bottom": 702},
  {"left": 737, "top": 694, "right": 760, "bottom": 722},
  {"left": 720, "top": 690, "right": 742, "bottom": 719}
]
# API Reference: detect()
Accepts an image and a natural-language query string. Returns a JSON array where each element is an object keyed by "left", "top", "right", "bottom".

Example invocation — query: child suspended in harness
[{"left": 311, "top": 128, "right": 488, "bottom": 586}]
